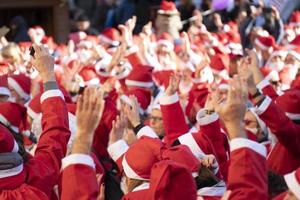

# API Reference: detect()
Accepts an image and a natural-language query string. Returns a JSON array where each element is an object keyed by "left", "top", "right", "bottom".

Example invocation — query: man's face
[
  {"left": 0, "top": 95, "right": 9, "bottom": 103},
  {"left": 76, "top": 21, "right": 90, "bottom": 31},
  {"left": 149, "top": 109, "right": 165, "bottom": 138}
]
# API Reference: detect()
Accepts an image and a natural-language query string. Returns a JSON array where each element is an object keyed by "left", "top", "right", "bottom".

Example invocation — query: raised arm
[
  {"left": 28, "top": 44, "right": 71, "bottom": 197},
  {"left": 61, "top": 87, "right": 105, "bottom": 200},
  {"left": 160, "top": 74, "right": 189, "bottom": 146}
]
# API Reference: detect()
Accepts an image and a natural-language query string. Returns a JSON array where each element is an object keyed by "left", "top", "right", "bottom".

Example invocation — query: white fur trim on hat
[
  {"left": 254, "top": 39, "right": 273, "bottom": 52},
  {"left": 0, "top": 114, "right": 19, "bottom": 133},
  {"left": 7, "top": 77, "right": 29, "bottom": 100},
  {"left": 230, "top": 138, "right": 267, "bottom": 157},
  {"left": 101, "top": 35, "right": 120, "bottom": 46},
  {"left": 178, "top": 133, "right": 206, "bottom": 159},
  {"left": 158, "top": 9, "right": 179, "bottom": 15},
  {"left": 125, "top": 80, "right": 153, "bottom": 88},
  {"left": 136, "top": 126, "right": 158, "bottom": 139},
  {"left": 157, "top": 40, "right": 174, "bottom": 51},
  {"left": 0, "top": 87, "right": 11, "bottom": 97},
  {"left": 62, "top": 154, "right": 95, "bottom": 170},
  {"left": 122, "top": 155, "right": 147, "bottom": 180},
  {"left": 0, "top": 163, "right": 23, "bottom": 179},
  {"left": 107, "top": 140, "right": 129, "bottom": 162},
  {"left": 284, "top": 171, "right": 300, "bottom": 199}
]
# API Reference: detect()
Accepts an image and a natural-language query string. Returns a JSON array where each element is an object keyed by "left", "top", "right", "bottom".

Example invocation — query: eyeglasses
[{"left": 149, "top": 116, "right": 163, "bottom": 121}]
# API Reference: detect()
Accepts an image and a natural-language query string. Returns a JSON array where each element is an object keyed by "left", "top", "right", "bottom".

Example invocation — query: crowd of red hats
[{"left": 1, "top": 0, "right": 300, "bottom": 199}]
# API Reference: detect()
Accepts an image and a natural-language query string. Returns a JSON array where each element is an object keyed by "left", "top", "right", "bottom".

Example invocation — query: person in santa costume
[{"left": 0, "top": 44, "right": 70, "bottom": 199}]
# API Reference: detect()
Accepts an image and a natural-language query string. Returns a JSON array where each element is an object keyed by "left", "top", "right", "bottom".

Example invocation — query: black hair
[
  {"left": 195, "top": 165, "right": 220, "bottom": 189},
  {"left": 268, "top": 170, "right": 288, "bottom": 198}
]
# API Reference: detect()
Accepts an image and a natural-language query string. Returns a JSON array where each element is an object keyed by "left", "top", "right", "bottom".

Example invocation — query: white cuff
[
  {"left": 230, "top": 138, "right": 267, "bottom": 158},
  {"left": 178, "top": 133, "right": 206, "bottom": 159},
  {"left": 125, "top": 45, "right": 139, "bottom": 57},
  {"left": 40, "top": 89, "right": 64, "bottom": 103},
  {"left": 256, "top": 79, "right": 270, "bottom": 91},
  {"left": 196, "top": 109, "right": 219, "bottom": 126},
  {"left": 107, "top": 140, "right": 129, "bottom": 161},
  {"left": 284, "top": 171, "right": 300, "bottom": 199},
  {"left": 254, "top": 96, "right": 272, "bottom": 116},
  {"left": 62, "top": 154, "right": 95, "bottom": 170},
  {"left": 137, "top": 126, "right": 158, "bottom": 139},
  {"left": 159, "top": 92, "right": 179, "bottom": 105}
]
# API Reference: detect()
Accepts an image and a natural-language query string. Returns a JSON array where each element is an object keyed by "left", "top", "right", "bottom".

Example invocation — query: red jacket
[{"left": 0, "top": 89, "right": 70, "bottom": 199}]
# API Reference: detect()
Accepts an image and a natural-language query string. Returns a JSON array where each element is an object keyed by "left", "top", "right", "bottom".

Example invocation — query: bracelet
[
  {"left": 133, "top": 123, "right": 145, "bottom": 135},
  {"left": 251, "top": 89, "right": 261, "bottom": 99},
  {"left": 205, "top": 109, "right": 214, "bottom": 115}
]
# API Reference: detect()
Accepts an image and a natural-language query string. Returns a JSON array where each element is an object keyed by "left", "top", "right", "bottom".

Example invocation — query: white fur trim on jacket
[{"left": 62, "top": 154, "right": 95, "bottom": 170}]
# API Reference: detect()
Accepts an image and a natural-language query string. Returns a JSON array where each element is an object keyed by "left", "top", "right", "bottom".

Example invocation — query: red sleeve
[
  {"left": 28, "top": 90, "right": 71, "bottom": 197},
  {"left": 125, "top": 46, "right": 144, "bottom": 70},
  {"left": 160, "top": 93, "right": 189, "bottom": 146},
  {"left": 256, "top": 79, "right": 279, "bottom": 101},
  {"left": 227, "top": 138, "right": 268, "bottom": 200},
  {"left": 197, "top": 111, "right": 229, "bottom": 181},
  {"left": 92, "top": 100, "right": 118, "bottom": 158},
  {"left": 255, "top": 97, "right": 300, "bottom": 156},
  {"left": 60, "top": 154, "right": 99, "bottom": 200}
]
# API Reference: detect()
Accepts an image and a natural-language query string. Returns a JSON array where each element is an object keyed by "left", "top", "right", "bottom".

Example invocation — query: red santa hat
[
  {"left": 100, "top": 28, "right": 120, "bottom": 47},
  {"left": 289, "top": 11, "right": 300, "bottom": 26},
  {"left": 0, "top": 102, "right": 27, "bottom": 133},
  {"left": 178, "top": 132, "right": 208, "bottom": 159},
  {"left": 123, "top": 136, "right": 200, "bottom": 181},
  {"left": 157, "top": 32, "right": 174, "bottom": 52},
  {"left": 158, "top": 0, "right": 179, "bottom": 15},
  {"left": 279, "top": 67, "right": 298, "bottom": 89},
  {"left": 218, "top": 79, "right": 229, "bottom": 91},
  {"left": 69, "top": 31, "right": 87, "bottom": 44},
  {"left": 288, "top": 34, "right": 300, "bottom": 49},
  {"left": 27, "top": 93, "right": 42, "bottom": 119},
  {"left": 284, "top": 167, "right": 300, "bottom": 199},
  {"left": 120, "top": 88, "right": 152, "bottom": 111},
  {"left": 0, "top": 124, "right": 19, "bottom": 153},
  {"left": 7, "top": 74, "right": 31, "bottom": 100},
  {"left": 0, "top": 75, "right": 11, "bottom": 97},
  {"left": 210, "top": 53, "right": 230, "bottom": 78},
  {"left": 275, "top": 89, "right": 300, "bottom": 120},
  {"left": 260, "top": 67, "right": 280, "bottom": 82},
  {"left": 149, "top": 160, "right": 197, "bottom": 200},
  {"left": 122, "top": 136, "right": 164, "bottom": 180},
  {"left": 254, "top": 35, "right": 276, "bottom": 52},
  {"left": 79, "top": 66, "right": 100, "bottom": 86},
  {"left": 125, "top": 65, "right": 153, "bottom": 88}
]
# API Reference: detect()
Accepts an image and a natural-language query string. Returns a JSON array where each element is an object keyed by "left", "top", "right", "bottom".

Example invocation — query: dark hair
[
  {"left": 268, "top": 170, "right": 288, "bottom": 198},
  {"left": 195, "top": 165, "right": 220, "bottom": 189}
]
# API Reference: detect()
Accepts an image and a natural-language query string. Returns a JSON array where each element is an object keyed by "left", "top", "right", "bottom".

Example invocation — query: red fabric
[
  {"left": 92, "top": 99, "right": 118, "bottom": 158},
  {"left": 200, "top": 118, "right": 229, "bottom": 181},
  {"left": 60, "top": 164, "right": 99, "bottom": 200},
  {"left": 227, "top": 148, "right": 268, "bottom": 200},
  {"left": 160, "top": 100, "right": 190, "bottom": 146},
  {"left": 0, "top": 95, "right": 70, "bottom": 199},
  {"left": 261, "top": 85, "right": 279, "bottom": 101},
  {"left": 258, "top": 99, "right": 300, "bottom": 174}
]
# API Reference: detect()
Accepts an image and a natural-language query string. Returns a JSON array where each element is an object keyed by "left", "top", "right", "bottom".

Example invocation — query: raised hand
[
  {"left": 212, "top": 75, "right": 248, "bottom": 139},
  {"left": 165, "top": 73, "right": 181, "bottom": 96},
  {"left": 31, "top": 44, "right": 55, "bottom": 83},
  {"left": 123, "top": 95, "right": 141, "bottom": 127},
  {"left": 245, "top": 49, "right": 265, "bottom": 86},
  {"left": 73, "top": 87, "right": 105, "bottom": 154},
  {"left": 109, "top": 114, "right": 128, "bottom": 144},
  {"left": 237, "top": 57, "right": 256, "bottom": 95}
]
